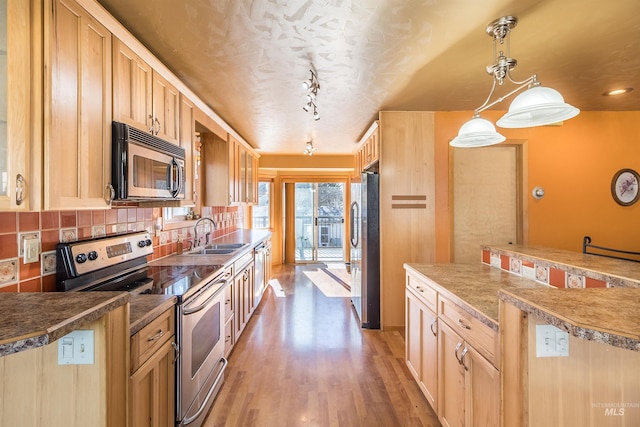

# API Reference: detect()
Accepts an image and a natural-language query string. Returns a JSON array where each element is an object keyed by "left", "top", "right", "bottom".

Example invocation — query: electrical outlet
[
  {"left": 18, "top": 231, "right": 40, "bottom": 257},
  {"left": 535, "top": 324, "right": 570, "bottom": 357}
]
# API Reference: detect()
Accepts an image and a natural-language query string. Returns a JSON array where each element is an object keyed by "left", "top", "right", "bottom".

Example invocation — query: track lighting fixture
[
  {"left": 450, "top": 16, "right": 580, "bottom": 148},
  {"left": 303, "top": 140, "right": 317, "bottom": 156},
  {"left": 302, "top": 69, "right": 320, "bottom": 120}
]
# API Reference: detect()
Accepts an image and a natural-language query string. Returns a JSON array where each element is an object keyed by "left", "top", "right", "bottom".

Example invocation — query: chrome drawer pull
[
  {"left": 460, "top": 347, "right": 469, "bottom": 371},
  {"left": 415, "top": 286, "right": 424, "bottom": 293},
  {"left": 147, "top": 329, "right": 164, "bottom": 342},
  {"left": 225, "top": 335, "right": 232, "bottom": 343},
  {"left": 457, "top": 318, "right": 471, "bottom": 330},
  {"left": 430, "top": 318, "right": 437, "bottom": 336},
  {"left": 454, "top": 341, "right": 463, "bottom": 364},
  {"left": 172, "top": 342, "right": 180, "bottom": 364}
]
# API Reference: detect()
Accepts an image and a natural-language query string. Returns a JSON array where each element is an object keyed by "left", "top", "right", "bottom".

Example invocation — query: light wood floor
[{"left": 203, "top": 263, "right": 441, "bottom": 427}]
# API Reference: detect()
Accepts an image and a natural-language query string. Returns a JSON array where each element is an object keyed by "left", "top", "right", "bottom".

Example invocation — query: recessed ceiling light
[{"left": 603, "top": 88, "right": 633, "bottom": 96}]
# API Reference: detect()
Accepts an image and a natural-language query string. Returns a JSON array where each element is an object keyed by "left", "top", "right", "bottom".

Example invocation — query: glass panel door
[{"left": 295, "top": 182, "right": 344, "bottom": 262}]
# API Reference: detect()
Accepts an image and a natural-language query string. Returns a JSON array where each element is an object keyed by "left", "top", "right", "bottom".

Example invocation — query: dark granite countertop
[
  {"left": 499, "top": 287, "right": 640, "bottom": 352},
  {"left": 404, "top": 263, "right": 546, "bottom": 331},
  {"left": 129, "top": 295, "right": 177, "bottom": 336},
  {"left": 0, "top": 292, "right": 130, "bottom": 356}
]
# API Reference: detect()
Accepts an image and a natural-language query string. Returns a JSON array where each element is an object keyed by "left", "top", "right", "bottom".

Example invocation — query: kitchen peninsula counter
[
  {"left": 129, "top": 295, "right": 177, "bottom": 335},
  {"left": 404, "top": 263, "right": 546, "bottom": 330},
  {"left": 0, "top": 291, "right": 129, "bottom": 356}
]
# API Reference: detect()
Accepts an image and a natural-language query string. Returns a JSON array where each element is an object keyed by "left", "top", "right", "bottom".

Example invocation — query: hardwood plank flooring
[{"left": 203, "top": 264, "right": 441, "bottom": 427}]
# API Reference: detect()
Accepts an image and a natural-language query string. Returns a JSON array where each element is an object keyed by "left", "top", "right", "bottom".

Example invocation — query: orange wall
[{"left": 435, "top": 111, "right": 640, "bottom": 254}]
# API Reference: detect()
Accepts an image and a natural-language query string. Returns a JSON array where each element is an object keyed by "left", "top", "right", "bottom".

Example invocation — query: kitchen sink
[
  {"left": 204, "top": 243, "right": 248, "bottom": 250},
  {"left": 187, "top": 248, "right": 235, "bottom": 255}
]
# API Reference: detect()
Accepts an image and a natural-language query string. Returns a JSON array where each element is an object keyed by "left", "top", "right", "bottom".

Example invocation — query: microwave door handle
[
  {"left": 167, "top": 158, "right": 182, "bottom": 198},
  {"left": 174, "top": 161, "right": 184, "bottom": 198}
]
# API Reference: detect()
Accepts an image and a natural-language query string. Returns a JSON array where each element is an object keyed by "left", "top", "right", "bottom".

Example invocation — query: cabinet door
[
  {"left": 406, "top": 289, "right": 438, "bottom": 411},
  {"left": 438, "top": 321, "right": 465, "bottom": 427},
  {"left": 152, "top": 70, "right": 179, "bottom": 144},
  {"left": 129, "top": 338, "right": 176, "bottom": 427},
  {"left": 45, "top": 0, "right": 112, "bottom": 210},
  {"left": 0, "top": 0, "right": 31, "bottom": 210},
  {"left": 228, "top": 136, "right": 240, "bottom": 204},
  {"left": 234, "top": 273, "right": 245, "bottom": 339},
  {"left": 179, "top": 94, "right": 196, "bottom": 204},
  {"left": 464, "top": 345, "right": 500, "bottom": 427},
  {"left": 112, "top": 37, "right": 152, "bottom": 131}
]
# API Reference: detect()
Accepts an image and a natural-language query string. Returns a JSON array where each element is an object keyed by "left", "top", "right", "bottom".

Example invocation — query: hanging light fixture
[
  {"left": 450, "top": 16, "right": 580, "bottom": 148},
  {"left": 303, "top": 140, "right": 317, "bottom": 156}
]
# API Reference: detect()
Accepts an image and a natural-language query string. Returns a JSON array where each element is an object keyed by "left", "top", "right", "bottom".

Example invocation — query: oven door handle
[
  {"left": 182, "top": 357, "right": 228, "bottom": 426},
  {"left": 182, "top": 279, "right": 228, "bottom": 315}
]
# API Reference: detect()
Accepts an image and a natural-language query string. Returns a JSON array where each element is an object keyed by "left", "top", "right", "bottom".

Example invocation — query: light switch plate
[
  {"left": 24, "top": 237, "right": 40, "bottom": 263},
  {"left": 535, "top": 324, "right": 570, "bottom": 357},
  {"left": 58, "top": 330, "right": 94, "bottom": 365},
  {"left": 18, "top": 231, "right": 40, "bottom": 257}
]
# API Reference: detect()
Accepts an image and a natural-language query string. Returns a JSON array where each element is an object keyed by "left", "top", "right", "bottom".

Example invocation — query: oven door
[
  {"left": 177, "top": 275, "right": 229, "bottom": 426},
  {"left": 127, "top": 142, "right": 185, "bottom": 200}
]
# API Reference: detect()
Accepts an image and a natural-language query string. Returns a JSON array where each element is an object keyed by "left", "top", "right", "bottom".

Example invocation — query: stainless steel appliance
[
  {"left": 112, "top": 121, "right": 186, "bottom": 201},
  {"left": 349, "top": 172, "right": 380, "bottom": 329},
  {"left": 56, "top": 231, "right": 230, "bottom": 427}
]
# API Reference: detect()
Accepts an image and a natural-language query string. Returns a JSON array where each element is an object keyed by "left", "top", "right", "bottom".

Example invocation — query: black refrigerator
[{"left": 349, "top": 172, "right": 380, "bottom": 329}]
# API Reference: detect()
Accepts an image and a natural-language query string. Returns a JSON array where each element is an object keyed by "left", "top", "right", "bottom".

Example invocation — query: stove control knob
[
  {"left": 88, "top": 251, "right": 98, "bottom": 261},
  {"left": 138, "top": 240, "right": 147, "bottom": 248},
  {"left": 76, "top": 253, "right": 88, "bottom": 264},
  {"left": 145, "top": 239, "right": 153, "bottom": 247}
]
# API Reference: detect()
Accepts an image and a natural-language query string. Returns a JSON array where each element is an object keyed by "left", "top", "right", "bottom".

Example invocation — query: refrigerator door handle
[{"left": 350, "top": 201, "right": 359, "bottom": 248}]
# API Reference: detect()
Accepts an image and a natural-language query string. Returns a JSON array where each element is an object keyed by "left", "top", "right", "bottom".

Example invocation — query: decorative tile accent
[
  {"left": 510, "top": 258, "right": 522, "bottom": 275},
  {"left": 500, "top": 254, "right": 510, "bottom": 271},
  {"left": 535, "top": 265, "right": 549, "bottom": 284},
  {"left": 160, "top": 231, "right": 168, "bottom": 245},
  {"left": 585, "top": 277, "right": 607, "bottom": 288},
  {"left": 481, "top": 249, "right": 491, "bottom": 264},
  {"left": 567, "top": 273, "right": 584, "bottom": 289},
  {"left": 59, "top": 228, "right": 77, "bottom": 243},
  {"left": 0, "top": 259, "right": 18, "bottom": 285},
  {"left": 92, "top": 225, "right": 106, "bottom": 238},
  {"left": 41, "top": 251, "right": 57, "bottom": 276}
]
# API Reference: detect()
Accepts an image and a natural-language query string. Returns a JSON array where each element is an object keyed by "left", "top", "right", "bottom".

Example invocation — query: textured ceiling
[{"left": 97, "top": 0, "right": 640, "bottom": 155}]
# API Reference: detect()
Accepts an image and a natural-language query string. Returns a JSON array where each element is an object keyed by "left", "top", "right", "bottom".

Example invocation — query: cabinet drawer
[
  {"left": 131, "top": 308, "right": 175, "bottom": 372},
  {"left": 439, "top": 296, "right": 498, "bottom": 367},
  {"left": 406, "top": 271, "right": 437, "bottom": 312},
  {"left": 224, "top": 316, "right": 234, "bottom": 357},
  {"left": 224, "top": 282, "right": 234, "bottom": 321}
]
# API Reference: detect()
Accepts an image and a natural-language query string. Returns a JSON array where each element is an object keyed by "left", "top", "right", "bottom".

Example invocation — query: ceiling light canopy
[
  {"left": 303, "top": 140, "right": 317, "bottom": 156},
  {"left": 450, "top": 16, "right": 580, "bottom": 148}
]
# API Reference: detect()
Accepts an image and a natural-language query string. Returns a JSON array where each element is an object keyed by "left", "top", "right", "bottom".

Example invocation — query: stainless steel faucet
[{"left": 193, "top": 217, "right": 216, "bottom": 247}]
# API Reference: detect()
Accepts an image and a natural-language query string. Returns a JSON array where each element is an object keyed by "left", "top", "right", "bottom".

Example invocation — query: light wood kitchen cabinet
[
  {"left": 354, "top": 120, "right": 379, "bottom": 175},
  {"left": 44, "top": 0, "right": 112, "bottom": 210},
  {"left": 224, "top": 281, "right": 235, "bottom": 357},
  {"left": 0, "top": 0, "right": 32, "bottom": 211},
  {"left": 202, "top": 131, "right": 258, "bottom": 206},
  {"left": 179, "top": 94, "right": 197, "bottom": 205},
  {"left": 112, "top": 37, "right": 180, "bottom": 144},
  {"left": 112, "top": 37, "right": 152, "bottom": 132},
  {"left": 234, "top": 251, "right": 255, "bottom": 341},
  {"left": 129, "top": 307, "right": 176, "bottom": 427},
  {"left": 405, "top": 267, "right": 499, "bottom": 427},
  {"left": 152, "top": 70, "right": 180, "bottom": 144},
  {"left": 406, "top": 288, "right": 438, "bottom": 411}
]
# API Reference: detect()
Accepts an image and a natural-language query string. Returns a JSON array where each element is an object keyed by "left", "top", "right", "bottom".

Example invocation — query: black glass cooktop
[{"left": 142, "top": 264, "right": 224, "bottom": 300}]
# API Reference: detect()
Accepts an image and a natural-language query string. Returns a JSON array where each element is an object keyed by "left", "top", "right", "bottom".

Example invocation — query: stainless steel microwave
[{"left": 112, "top": 121, "right": 185, "bottom": 201}]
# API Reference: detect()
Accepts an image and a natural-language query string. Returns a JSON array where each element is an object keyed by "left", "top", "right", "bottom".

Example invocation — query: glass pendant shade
[
  {"left": 497, "top": 85, "right": 580, "bottom": 128},
  {"left": 450, "top": 115, "right": 506, "bottom": 147}
]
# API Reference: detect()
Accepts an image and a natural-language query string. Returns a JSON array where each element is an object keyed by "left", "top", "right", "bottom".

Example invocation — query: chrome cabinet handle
[
  {"left": 415, "top": 286, "right": 424, "bottom": 293},
  {"left": 104, "top": 183, "right": 115, "bottom": 205},
  {"left": 457, "top": 318, "right": 471, "bottom": 330},
  {"left": 147, "top": 329, "right": 164, "bottom": 342},
  {"left": 460, "top": 347, "right": 469, "bottom": 371},
  {"left": 225, "top": 335, "right": 232, "bottom": 343},
  {"left": 148, "top": 115, "right": 155, "bottom": 133},
  {"left": 454, "top": 342, "right": 463, "bottom": 364},
  {"left": 15, "top": 174, "right": 25, "bottom": 206},
  {"left": 172, "top": 341, "right": 180, "bottom": 364},
  {"left": 153, "top": 117, "right": 161, "bottom": 135},
  {"left": 430, "top": 317, "right": 437, "bottom": 336}
]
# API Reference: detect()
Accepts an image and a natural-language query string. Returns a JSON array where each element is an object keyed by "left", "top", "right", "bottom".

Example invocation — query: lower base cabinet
[{"left": 129, "top": 307, "right": 176, "bottom": 427}]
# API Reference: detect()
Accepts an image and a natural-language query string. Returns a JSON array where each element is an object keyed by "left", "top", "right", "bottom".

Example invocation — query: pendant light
[{"left": 450, "top": 16, "right": 580, "bottom": 148}]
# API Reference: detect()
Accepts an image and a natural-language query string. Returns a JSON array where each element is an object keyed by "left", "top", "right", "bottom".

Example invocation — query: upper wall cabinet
[
  {"left": 179, "top": 94, "right": 196, "bottom": 205},
  {"left": 44, "top": 0, "right": 113, "bottom": 210},
  {"left": 112, "top": 38, "right": 179, "bottom": 144},
  {"left": 0, "top": 0, "right": 32, "bottom": 210}
]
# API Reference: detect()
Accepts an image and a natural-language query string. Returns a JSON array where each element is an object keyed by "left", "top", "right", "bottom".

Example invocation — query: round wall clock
[{"left": 611, "top": 168, "right": 639, "bottom": 206}]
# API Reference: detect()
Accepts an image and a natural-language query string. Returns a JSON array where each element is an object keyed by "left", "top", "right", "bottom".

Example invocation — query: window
[{"left": 252, "top": 181, "right": 270, "bottom": 229}]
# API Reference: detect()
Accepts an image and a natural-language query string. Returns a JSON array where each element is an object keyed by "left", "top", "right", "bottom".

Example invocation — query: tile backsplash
[{"left": 0, "top": 206, "right": 239, "bottom": 293}]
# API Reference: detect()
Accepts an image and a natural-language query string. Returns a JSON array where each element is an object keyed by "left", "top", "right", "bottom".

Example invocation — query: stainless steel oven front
[{"left": 177, "top": 267, "right": 232, "bottom": 427}]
